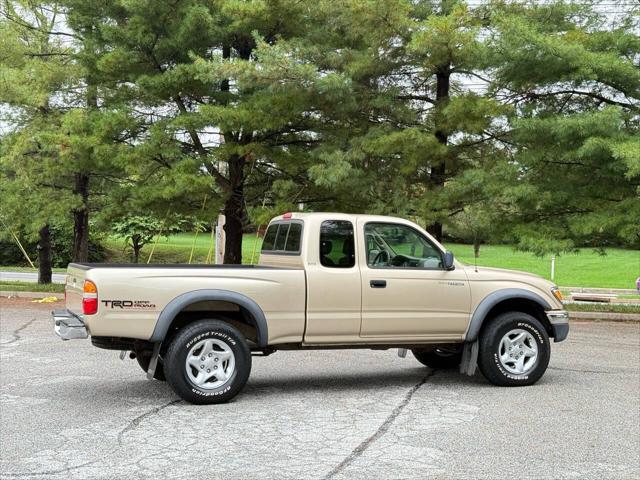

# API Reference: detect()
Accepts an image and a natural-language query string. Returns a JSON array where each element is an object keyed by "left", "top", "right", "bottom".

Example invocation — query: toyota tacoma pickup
[{"left": 53, "top": 212, "right": 569, "bottom": 404}]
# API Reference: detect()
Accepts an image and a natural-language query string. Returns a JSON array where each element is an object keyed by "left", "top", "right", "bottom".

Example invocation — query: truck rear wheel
[
  {"left": 164, "top": 319, "right": 252, "bottom": 405},
  {"left": 477, "top": 311, "right": 550, "bottom": 386},
  {"left": 412, "top": 346, "right": 462, "bottom": 369}
]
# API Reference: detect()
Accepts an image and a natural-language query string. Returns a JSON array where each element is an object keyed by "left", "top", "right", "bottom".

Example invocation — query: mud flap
[
  {"left": 459, "top": 341, "right": 478, "bottom": 376},
  {"left": 146, "top": 342, "right": 161, "bottom": 380}
]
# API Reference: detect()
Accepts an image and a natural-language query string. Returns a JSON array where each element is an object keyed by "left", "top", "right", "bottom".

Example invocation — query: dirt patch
[{"left": 0, "top": 297, "right": 64, "bottom": 310}]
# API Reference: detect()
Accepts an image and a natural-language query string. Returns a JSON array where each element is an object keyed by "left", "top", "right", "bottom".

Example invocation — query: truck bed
[
  {"left": 65, "top": 263, "right": 307, "bottom": 344},
  {"left": 68, "top": 263, "right": 293, "bottom": 270}
]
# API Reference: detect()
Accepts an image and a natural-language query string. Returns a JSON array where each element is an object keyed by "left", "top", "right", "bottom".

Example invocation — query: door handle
[{"left": 370, "top": 279, "right": 387, "bottom": 288}]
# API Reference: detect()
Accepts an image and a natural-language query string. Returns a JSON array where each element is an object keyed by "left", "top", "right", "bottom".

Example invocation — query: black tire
[
  {"left": 135, "top": 348, "right": 166, "bottom": 381},
  {"left": 412, "top": 346, "right": 463, "bottom": 369},
  {"left": 164, "top": 319, "right": 252, "bottom": 405},
  {"left": 477, "top": 311, "right": 550, "bottom": 386}
]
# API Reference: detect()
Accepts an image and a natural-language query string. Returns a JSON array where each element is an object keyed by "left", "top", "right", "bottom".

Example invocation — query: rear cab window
[
  {"left": 261, "top": 221, "right": 304, "bottom": 255},
  {"left": 320, "top": 220, "right": 355, "bottom": 268}
]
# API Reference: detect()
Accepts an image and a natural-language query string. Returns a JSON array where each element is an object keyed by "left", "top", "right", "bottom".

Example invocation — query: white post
[
  {"left": 215, "top": 214, "right": 226, "bottom": 265},
  {"left": 550, "top": 255, "right": 556, "bottom": 281}
]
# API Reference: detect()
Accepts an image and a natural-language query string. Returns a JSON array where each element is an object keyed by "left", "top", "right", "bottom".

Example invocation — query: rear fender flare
[{"left": 149, "top": 289, "right": 268, "bottom": 347}]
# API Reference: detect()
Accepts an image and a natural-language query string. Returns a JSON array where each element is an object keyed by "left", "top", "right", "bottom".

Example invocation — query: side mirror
[{"left": 443, "top": 251, "right": 455, "bottom": 270}]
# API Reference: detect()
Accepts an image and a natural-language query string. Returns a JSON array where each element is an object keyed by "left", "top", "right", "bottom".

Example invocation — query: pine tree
[
  {"left": 0, "top": 1, "right": 134, "bottom": 267},
  {"left": 63, "top": 0, "right": 349, "bottom": 263},
  {"left": 487, "top": 0, "right": 640, "bottom": 251}
]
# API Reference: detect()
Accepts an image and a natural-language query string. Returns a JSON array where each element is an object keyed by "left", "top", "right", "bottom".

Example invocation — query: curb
[
  {"left": 1, "top": 291, "right": 63, "bottom": 299},
  {"left": 561, "top": 286, "right": 638, "bottom": 295},
  {"left": 568, "top": 311, "right": 640, "bottom": 322}
]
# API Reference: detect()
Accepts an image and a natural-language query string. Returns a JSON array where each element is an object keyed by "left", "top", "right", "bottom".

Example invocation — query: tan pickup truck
[{"left": 53, "top": 212, "right": 569, "bottom": 404}]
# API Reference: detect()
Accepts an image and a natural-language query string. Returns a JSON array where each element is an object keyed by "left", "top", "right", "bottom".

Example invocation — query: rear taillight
[{"left": 82, "top": 280, "right": 98, "bottom": 315}]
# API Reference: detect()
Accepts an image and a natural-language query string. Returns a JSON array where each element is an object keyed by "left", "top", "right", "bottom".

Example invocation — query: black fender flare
[
  {"left": 464, "top": 288, "right": 552, "bottom": 342},
  {"left": 149, "top": 289, "right": 269, "bottom": 347}
]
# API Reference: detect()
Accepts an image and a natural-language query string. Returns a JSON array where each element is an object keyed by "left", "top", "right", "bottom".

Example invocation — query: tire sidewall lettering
[
  {"left": 517, "top": 321, "right": 544, "bottom": 345},
  {"left": 185, "top": 331, "right": 237, "bottom": 350},
  {"left": 191, "top": 384, "right": 233, "bottom": 396}
]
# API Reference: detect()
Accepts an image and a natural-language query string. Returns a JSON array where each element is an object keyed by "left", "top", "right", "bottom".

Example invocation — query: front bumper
[
  {"left": 546, "top": 310, "right": 570, "bottom": 343},
  {"left": 52, "top": 309, "right": 88, "bottom": 340}
]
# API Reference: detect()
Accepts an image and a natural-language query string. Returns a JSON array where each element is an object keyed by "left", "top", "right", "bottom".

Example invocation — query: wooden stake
[
  {"left": 0, "top": 217, "right": 36, "bottom": 269},
  {"left": 188, "top": 195, "right": 207, "bottom": 264}
]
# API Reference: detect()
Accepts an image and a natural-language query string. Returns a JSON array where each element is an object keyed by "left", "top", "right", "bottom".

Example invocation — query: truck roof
[{"left": 271, "top": 212, "right": 415, "bottom": 224}]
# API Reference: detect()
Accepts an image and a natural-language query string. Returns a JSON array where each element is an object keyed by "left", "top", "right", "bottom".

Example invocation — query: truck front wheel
[
  {"left": 164, "top": 319, "right": 252, "bottom": 405},
  {"left": 477, "top": 311, "right": 550, "bottom": 386}
]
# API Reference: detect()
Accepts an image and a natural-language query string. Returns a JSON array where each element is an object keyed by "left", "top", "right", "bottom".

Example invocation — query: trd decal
[{"left": 101, "top": 300, "right": 156, "bottom": 309}]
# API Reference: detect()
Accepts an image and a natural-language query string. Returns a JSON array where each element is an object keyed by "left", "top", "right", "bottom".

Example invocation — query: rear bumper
[
  {"left": 546, "top": 310, "right": 570, "bottom": 343},
  {"left": 52, "top": 309, "right": 88, "bottom": 340}
]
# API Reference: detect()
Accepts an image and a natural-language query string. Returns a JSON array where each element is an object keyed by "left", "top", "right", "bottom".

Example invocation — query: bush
[
  {"left": 0, "top": 239, "right": 36, "bottom": 266},
  {"left": 0, "top": 223, "right": 106, "bottom": 267},
  {"left": 49, "top": 224, "right": 106, "bottom": 266}
]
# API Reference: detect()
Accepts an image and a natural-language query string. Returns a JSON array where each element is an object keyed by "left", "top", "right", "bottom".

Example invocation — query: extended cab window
[
  {"left": 274, "top": 224, "right": 288, "bottom": 251},
  {"left": 365, "top": 223, "right": 443, "bottom": 269},
  {"left": 320, "top": 220, "right": 355, "bottom": 268},
  {"left": 261, "top": 221, "right": 303, "bottom": 254},
  {"left": 285, "top": 222, "right": 302, "bottom": 252},
  {"left": 262, "top": 224, "right": 279, "bottom": 251}
]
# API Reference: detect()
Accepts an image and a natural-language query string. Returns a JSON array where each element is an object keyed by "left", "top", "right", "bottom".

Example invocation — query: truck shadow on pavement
[{"left": 90, "top": 367, "right": 499, "bottom": 402}]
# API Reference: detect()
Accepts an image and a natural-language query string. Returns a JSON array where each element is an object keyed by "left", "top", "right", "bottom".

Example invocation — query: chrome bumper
[
  {"left": 546, "top": 310, "right": 569, "bottom": 343},
  {"left": 52, "top": 309, "right": 88, "bottom": 340}
]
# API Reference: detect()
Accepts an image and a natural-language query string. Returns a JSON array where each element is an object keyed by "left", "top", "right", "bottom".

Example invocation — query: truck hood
[
  {"left": 463, "top": 265, "right": 549, "bottom": 283},
  {"left": 462, "top": 264, "right": 562, "bottom": 309}
]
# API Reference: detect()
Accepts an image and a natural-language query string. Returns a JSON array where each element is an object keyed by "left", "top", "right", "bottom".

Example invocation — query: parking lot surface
[{"left": 1, "top": 298, "right": 639, "bottom": 479}]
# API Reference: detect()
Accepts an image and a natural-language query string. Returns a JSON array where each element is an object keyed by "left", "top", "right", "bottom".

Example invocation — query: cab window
[
  {"left": 261, "top": 221, "right": 303, "bottom": 254},
  {"left": 274, "top": 224, "right": 288, "bottom": 251},
  {"left": 364, "top": 222, "right": 443, "bottom": 269},
  {"left": 262, "top": 224, "right": 278, "bottom": 251},
  {"left": 320, "top": 220, "right": 355, "bottom": 268},
  {"left": 285, "top": 223, "right": 302, "bottom": 252}
]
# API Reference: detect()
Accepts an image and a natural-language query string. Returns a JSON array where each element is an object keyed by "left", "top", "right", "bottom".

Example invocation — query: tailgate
[{"left": 65, "top": 264, "right": 89, "bottom": 315}]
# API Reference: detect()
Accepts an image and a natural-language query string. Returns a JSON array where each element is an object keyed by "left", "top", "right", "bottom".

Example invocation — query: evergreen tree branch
[{"left": 527, "top": 89, "right": 637, "bottom": 110}]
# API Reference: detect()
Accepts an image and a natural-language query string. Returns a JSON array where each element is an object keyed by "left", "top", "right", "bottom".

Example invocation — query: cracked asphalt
[{"left": 1, "top": 298, "right": 639, "bottom": 480}]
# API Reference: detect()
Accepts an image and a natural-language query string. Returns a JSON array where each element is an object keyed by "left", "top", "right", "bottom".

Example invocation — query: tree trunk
[
  {"left": 426, "top": 63, "right": 451, "bottom": 243},
  {"left": 473, "top": 238, "right": 481, "bottom": 259},
  {"left": 71, "top": 84, "right": 97, "bottom": 263},
  {"left": 220, "top": 43, "right": 250, "bottom": 265},
  {"left": 37, "top": 224, "right": 52, "bottom": 284},
  {"left": 132, "top": 235, "right": 142, "bottom": 263},
  {"left": 72, "top": 173, "right": 90, "bottom": 262},
  {"left": 223, "top": 154, "right": 246, "bottom": 264}
]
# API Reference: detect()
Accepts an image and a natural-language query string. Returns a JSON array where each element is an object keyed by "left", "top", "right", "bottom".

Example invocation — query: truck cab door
[
  {"left": 304, "top": 219, "right": 362, "bottom": 344},
  {"left": 357, "top": 219, "right": 471, "bottom": 340}
]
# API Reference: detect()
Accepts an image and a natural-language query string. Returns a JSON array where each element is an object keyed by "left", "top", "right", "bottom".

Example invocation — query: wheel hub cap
[
  {"left": 185, "top": 338, "right": 235, "bottom": 389},
  {"left": 498, "top": 329, "right": 538, "bottom": 375}
]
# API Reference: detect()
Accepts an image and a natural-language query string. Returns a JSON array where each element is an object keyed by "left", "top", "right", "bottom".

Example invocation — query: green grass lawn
[
  {"left": 565, "top": 303, "right": 640, "bottom": 314},
  {"left": 104, "top": 234, "right": 638, "bottom": 289},
  {"left": 105, "top": 233, "right": 263, "bottom": 265},
  {"left": 449, "top": 244, "right": 639, "bottom": 289},
  {"left": 0, "top": 281, "right": 65, "bottom": 293},
  {"left": 1, "top": 233, "right": 638, "bottom": 289}
]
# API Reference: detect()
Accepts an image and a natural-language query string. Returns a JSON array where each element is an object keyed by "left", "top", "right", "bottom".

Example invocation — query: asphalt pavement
[
  {"left": 0, "top": 272, "right": 66, "bottom": 284},
  {"left": 1, "top": 298, "right": 639, "bottom": 479}
]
